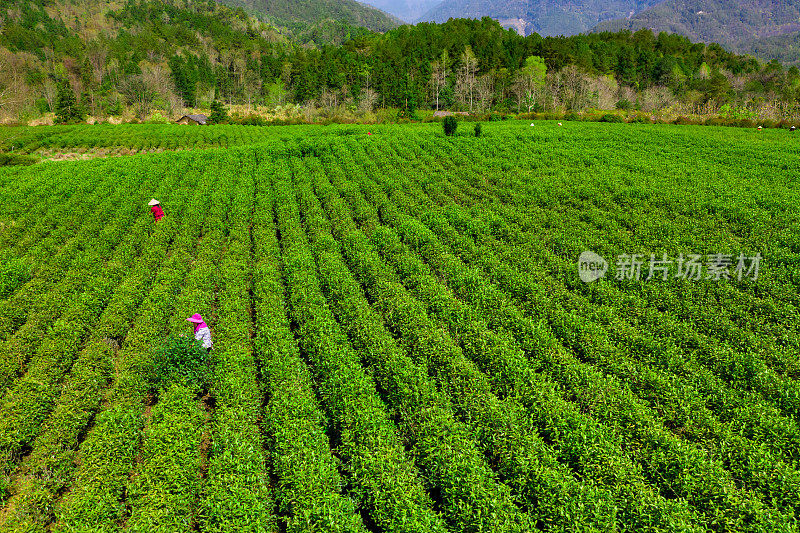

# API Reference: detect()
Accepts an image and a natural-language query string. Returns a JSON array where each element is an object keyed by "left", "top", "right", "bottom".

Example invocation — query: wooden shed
[{"left": 176, "top": 114, "right": 208, "bottom": 125}]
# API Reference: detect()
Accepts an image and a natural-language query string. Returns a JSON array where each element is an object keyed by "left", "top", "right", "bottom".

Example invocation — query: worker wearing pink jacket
[
  {"left": 186, "top": 313, "right": 213, "bottom": 353},
  {"left": 149, "top": 198, "right": 165, "bottom": 222}
]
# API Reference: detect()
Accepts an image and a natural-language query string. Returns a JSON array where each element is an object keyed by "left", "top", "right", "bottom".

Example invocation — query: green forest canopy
[{"left": 1, "top": 0, "right": 798, "bottom": 119}]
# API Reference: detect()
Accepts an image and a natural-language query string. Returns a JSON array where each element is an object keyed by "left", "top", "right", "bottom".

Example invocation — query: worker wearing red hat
[
  {"left": 149, "top": 199, "right": 165, "bottom": 222},
  {"left": 186, "top": 313, "right": 213, "bottom": 353}
]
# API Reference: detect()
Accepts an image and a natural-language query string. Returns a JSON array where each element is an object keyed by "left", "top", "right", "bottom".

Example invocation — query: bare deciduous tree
[
  {"left": 41, "top": 78, "right": 58, "bottom": 113},
  {"left": 475, "top": 73, "right": 494, "bottom": 111},
  {"left": 512, "top": 56, "right": 546, "bottom": 112},
  {"left": 85, "top": 40, "right": 108, "bottom": 85},
  {"left": 320, "top": 87, "right": 338, "bottom": 109},
  {"left": 0, "top": 50, "right": 35, "bottom": 119},
  {"left": 456, "top": 46, "right": 478, "bottom": 111},
  {"left": 120, "top": 74, "right": 155, "bottom": 120},
  {"left": 429, "top": 50, "right": 449, "bottom": 111},
  {"left": 142, "top": 62, "right": 174, "bottom": 111},
  {"left": 358, "top": 87, "right": 378, "bottom": 112},
  {"left": 641, "top": 86, "right": 675, "bottom": 112},
  {"left": 552, "top": 65, "right": 591, "bottom": 111},
  {"left": 243, "top": 70, "right": 261, "bottom": 111},
  {"left": 592, "top": 74, "right": 618, "bottom": 109}
]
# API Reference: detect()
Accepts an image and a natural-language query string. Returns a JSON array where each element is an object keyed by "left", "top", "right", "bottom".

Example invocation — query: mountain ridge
[
  {"left": 593, "top": 0, "right": 800, "bottom": 58},
  {"left": 356, "top": 0, "right": 441, "bottom": 23},
  {"left": 219, "top": 0, "right": 402, "bottom": 32},
  {"left": 419, "top": 0, "right": 663, "bottom": 37},
  {"left": 418, "top": 0, "right": 800, "bottom": 61}
]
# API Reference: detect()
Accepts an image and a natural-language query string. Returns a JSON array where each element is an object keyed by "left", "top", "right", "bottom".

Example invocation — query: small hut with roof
[{"left": 176, "top": 114, "right": 208, "bottom": 125}]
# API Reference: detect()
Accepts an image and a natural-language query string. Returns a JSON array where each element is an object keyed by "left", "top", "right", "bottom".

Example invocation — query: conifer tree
[{"left": 55, "top": 80, "right": 83, "bottom": 124}]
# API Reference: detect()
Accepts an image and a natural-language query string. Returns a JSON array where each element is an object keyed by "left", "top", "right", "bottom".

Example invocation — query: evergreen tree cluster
[{"left": 1, "top": 0, "right": 799, "bottom": 120}]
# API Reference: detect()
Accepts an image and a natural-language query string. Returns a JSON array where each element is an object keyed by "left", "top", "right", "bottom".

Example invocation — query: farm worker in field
[
  {"left": 149, "top": 199, "right": 165, "bottom": 222},
  {"left": 187, "top": 313, "right": 213, "bottom": 353}
]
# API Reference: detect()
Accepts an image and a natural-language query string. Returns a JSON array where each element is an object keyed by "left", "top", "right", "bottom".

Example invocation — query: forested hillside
[
  {"left": 1, "top": 0, "right": 799, "bottom": 124},
  {"left": 594, "top": 0, "right": 800, "bottom": 61},
  {"left": 220, "top": 0, "right": 401, "bottom": 33},
  {"left": 358, "top": 0, "right": 440, "bottom": 23},
  {"left": 419, "top": 0, "right": 662, "bottom": 37},
  {"left": 745, "top": 31, "right": 800, "bottom": 66}
]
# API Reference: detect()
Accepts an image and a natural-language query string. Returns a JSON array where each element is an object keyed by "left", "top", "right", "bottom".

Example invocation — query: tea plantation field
[{"left": 0, "top": 121, "right": 798, "bottom": 532}]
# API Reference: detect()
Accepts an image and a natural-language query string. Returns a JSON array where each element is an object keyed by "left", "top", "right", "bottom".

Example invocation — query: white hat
[{"left": 148, "top": 199, "right": 160, "bottom": 206}]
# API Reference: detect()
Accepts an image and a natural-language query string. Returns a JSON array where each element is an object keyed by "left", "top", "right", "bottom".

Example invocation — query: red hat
[{"left": 186, "top": 313, "right": 204, "bottom": 323}]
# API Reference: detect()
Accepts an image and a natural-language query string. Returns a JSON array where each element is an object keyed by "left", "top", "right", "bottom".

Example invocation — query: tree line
[{"left": 1, "top": 0, "right": 799, "bottom": 122}]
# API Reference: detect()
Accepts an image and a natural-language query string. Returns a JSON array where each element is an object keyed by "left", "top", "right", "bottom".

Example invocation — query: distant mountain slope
[
  {"left": 593, "top": 0, "right": 800, "bottom": 56},
  {"left": 357, "top": 0, "right": 442, "bottom": 23},
  {"left": 744, "top": 30, "right": 800, "bottom": 64},
  {"left": 220, "top": 0, "right": 402, "bottom": 32},
  {"left": 418, "top": 0, "right": 662, "bottom": 36}
]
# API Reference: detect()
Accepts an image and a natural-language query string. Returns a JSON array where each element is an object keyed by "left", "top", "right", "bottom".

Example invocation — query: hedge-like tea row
[
  {"left": 434, "top": 147, "right": 800, "bottom": 417},
  {"left": 295, "top": 156, "right": 534, "bottom": 533},
  {"left": 0, "top": 157, "right": 108, "bottom": 256},
  {"left": 0, "top": 210, "right": 175, "bottom": 531},
  {"left": 386, "top": 137, "right": 800, "bottom": 516},
  {"left": 0, "top": 165, "right": 150, "bottom": 393},
  {"left": 386, "top": 206, "right": 790, "bottom": 528},
  {"left": 125, "top": 382, "right": 206, "bottom": 532},
  {"left": 418, "top": 131, "right": 800, "bottom": 402},
  {"left": 125, "top": 151, "right": 242, "bottom": 532},
  {"left": 379, "top": 136, "right": 800, "bottom": 511},
  {"left": 425, "top": 197, "right": 800, "bottom": 515},
  {"left": 199, "top": 149, "right": 277, "bottom": 532},
  {"left": 318, "top": 149, "right": 706, "bottom": 532},
  {"left": 0, "top": 156, "right": 162, "bottom": 343},
  {"left": 335, "top": 139, "right": 793, "bottom": 530},
  {"left": 0, "top": 122, "right": 797, "bottom": 532},
  {"left": 273, "top": 166, "right": 448, "bottom": 533},
  {"left": 53, "top": 152, "right": 221, "bottom": 531},
  {"left": 253, "top": 156, "right": 365, "bottom": 533}
]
